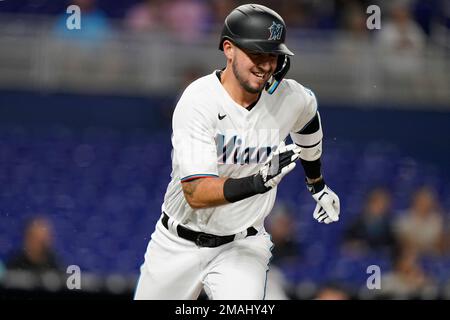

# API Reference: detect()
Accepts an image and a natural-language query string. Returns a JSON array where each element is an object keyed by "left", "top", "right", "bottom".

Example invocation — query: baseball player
[{"left": 134, "top": 4, "right": 340, "bottom": 300}]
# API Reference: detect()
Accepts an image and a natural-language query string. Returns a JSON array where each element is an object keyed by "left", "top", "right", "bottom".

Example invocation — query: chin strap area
[{"left": 265, "top": 55, "right": 290, "bottom": 94}]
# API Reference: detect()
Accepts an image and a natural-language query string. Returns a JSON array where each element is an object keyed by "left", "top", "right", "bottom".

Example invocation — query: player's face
[{"left": 232, "top": 46, "right": 278, "bottom": 94}]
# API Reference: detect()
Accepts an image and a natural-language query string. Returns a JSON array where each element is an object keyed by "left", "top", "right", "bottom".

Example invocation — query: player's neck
[{"left": 220, "top": 68, "right": 260, "bottom": 108}]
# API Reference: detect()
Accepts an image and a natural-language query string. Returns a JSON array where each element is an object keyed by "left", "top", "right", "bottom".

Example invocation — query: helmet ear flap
[{"left": 265, "top": 55, "right": 290, "bottom": 94}]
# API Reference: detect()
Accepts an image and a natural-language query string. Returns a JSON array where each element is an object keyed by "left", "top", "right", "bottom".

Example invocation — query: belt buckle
[{"left": 196, "top": 233, "right": 217, "bottom": 247}]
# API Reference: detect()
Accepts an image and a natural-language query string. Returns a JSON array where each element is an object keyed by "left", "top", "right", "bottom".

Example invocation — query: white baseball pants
[{"left": 134, "top": 217, "right": 273, "bottom": 300}]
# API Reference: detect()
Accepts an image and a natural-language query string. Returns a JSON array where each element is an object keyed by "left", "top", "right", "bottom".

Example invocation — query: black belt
[{"left": 161, "top": 212, "right": 258, "bottom": 248}]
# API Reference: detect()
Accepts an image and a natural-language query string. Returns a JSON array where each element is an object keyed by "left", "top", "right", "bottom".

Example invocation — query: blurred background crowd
[{"left": 0, "top": 0, "right": 449, "bottom": 299}]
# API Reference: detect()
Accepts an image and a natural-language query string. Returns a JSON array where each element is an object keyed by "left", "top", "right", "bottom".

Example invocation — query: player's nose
[
  {"left": 256, "top": 62, "right": 272, "bottom": 73},
  {"left": 257, "top": 57, "right": 276, "bottom": 72}
]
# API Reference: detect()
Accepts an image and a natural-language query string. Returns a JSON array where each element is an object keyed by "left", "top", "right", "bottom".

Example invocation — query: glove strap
[{"left": 306, "top": 177, "right": 325, "bottom": 194}]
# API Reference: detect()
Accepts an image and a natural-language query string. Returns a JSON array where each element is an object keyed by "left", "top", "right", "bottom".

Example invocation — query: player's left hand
[
  {"left": 306, "top": 178, "right": 340, "bottom": 224},
  {"left": 258, "top": 143, "right": 301, "bottom": 191}
]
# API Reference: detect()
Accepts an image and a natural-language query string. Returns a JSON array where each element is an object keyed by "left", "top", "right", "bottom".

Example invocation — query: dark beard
[{"left": 232, "top": 60, "right": 265, "bottom": 94}]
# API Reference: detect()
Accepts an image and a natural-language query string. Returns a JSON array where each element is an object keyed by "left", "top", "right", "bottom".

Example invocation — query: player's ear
[{"left": 222, "top": 40, "right": 234, "bottom": 60}]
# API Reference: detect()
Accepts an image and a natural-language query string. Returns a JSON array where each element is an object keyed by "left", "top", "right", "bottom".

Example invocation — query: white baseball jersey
[{"left": 162, "top": 70, "right": 322, "bottom": 235}]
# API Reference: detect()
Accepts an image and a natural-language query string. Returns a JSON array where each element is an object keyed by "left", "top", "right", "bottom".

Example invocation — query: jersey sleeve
[
  {"left": 172, "top": 93, "right": 219, "bottom": 182},
  {"left": 289, "top": 85, "right": 323, "bottom": 161}
]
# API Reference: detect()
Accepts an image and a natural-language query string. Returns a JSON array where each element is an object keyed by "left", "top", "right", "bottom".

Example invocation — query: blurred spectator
[
  {"left": 376, "top": 1, "right": 426, "bottom": 78},
  {"left": 375, "top": 0, "right": 429, "bottom": 101},
  {"left": 335, "top": 2, "right": 375, "bottom": 99},
  {"left": 314, "top": 281, "right": 351, "bottom": 300},
  {"left": 338, "top": 1, "right": 370, "bottom": 42},
  {"left": 394, "top": 186, "right": 446, "bottom": 256},
  {"left": 343, "top": 187, "right": 397, "bottom": 257},
  {"left": 266, "top": 203, "right": 301, "bottom": 267},
  {"left": 264, "top": 203, "right": 302, "bottom": 300},
  {"left": 210, "top": 0, "right": 238, "bottom": 29},
  {"left": 125, "top": 0, "right": 211, "bottom": 41},
  {"left": 53, "top": 0, "right": 111, "bottom": 44},
  {"left": 429, "top": 0, "right": 450, "bottom": 48},
  {"left": 279, "top": 0, "right": 312, "bottom": 29},
  {"left": 51, "top": 0, "right": 119, "bottom": 86},
  {"left": 6, "top": 216, "right": 63, "bottom": 273},
  {"left": 381, "top": 248, "right": 435, "bottom": 298},
  {"left": 0, "top": 259, "right": 4, "bottom": 279},
  {"left": 124, "top": 0, "right": 165, "bottom": 33},
  {"left": 164, "top": 0, "right": 212, "bottom": 42}
]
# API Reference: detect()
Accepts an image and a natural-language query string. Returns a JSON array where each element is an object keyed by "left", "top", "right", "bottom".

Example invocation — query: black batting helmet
[
  {"left": 219, "top": 4, "right": 293, "bottom": 94},
  {"left": 218, "top": 4, "right": 294, "bottom": 56}
]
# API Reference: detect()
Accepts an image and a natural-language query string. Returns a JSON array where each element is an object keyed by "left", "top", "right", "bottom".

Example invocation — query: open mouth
[{"left": 252, "top": 71, "right": 266, "bottom": 80}]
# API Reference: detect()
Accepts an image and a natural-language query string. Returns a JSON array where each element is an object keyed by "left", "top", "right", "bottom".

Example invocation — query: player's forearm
[
  {"left": 182, "top": 177, "right": 229, "bottom": 209},
  {"left": 182, "top": 173, "right": 268, "bottom": 209}
]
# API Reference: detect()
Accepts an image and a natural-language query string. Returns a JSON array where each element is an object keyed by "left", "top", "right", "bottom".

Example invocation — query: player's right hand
[{"left": 253, "top": 144, "right": 301, "bottom": 193}]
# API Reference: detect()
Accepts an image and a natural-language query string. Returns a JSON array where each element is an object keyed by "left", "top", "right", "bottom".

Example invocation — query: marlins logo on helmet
[{"left": 268, "top": 21, "right": 283, "bottom": 41}]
